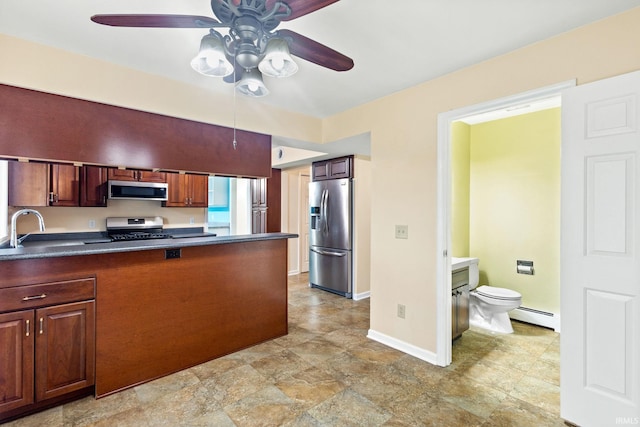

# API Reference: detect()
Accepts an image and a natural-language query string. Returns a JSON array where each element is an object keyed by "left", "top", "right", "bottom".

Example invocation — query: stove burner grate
[{"left": 109, "top": 232, "right": 172, "bottom": 241}]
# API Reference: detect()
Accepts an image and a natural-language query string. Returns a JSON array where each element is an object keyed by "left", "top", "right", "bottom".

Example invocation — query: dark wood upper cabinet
[
  {"left": 107, "top": 169, "right": 166, "bottom": 183},
  {"left": 163, "top": 173, "right": 208, "bottom": 207},
  {"left": 312, "top": 156, "right": 353, "bottom": 181},
  {"left": 8, "top": 162, "right": 49, "bottom": 207},
  {"left": 8, "top": 162, "right": 79, "bottom": 207},
  {"left": 80, "top": 166, "right": 108, "bottom": 207},
  {"left": 49, "top": 164, "right": 79, "bottom": 207}
]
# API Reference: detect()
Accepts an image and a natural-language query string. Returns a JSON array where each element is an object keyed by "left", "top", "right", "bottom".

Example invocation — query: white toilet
[{"left": 467, "top": 259, "right": 522, "bottom": 334}]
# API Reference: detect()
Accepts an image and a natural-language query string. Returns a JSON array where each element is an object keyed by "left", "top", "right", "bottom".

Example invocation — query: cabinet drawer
[{"left": 0, "top": 278, "right": 96, "bottom": 313}]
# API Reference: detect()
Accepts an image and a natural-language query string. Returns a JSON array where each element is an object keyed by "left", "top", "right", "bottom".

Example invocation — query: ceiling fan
[{"left": 91, "top": 0, "right": 354, "bottom": 97}]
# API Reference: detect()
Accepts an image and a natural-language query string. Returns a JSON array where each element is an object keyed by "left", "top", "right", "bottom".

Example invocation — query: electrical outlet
[
  {"left": 395, "top": 225, "right": 408, "bottom": 239},
  {"left": 88, "top": 219, "right": 96, "bottom": 229},
  {"left": 397, "top": 304, "right": 406, "bottom": 319},
  {"left": 189, "top": 217, "right": 195, "bottom": 225},
  {"left": 165, "top": 249, "right": 181, "bottom": 260}
]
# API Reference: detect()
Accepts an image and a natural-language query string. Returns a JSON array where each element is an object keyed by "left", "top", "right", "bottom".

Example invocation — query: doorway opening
[{"left": 435, "top": 80, "right": 575, "bottom": 366}]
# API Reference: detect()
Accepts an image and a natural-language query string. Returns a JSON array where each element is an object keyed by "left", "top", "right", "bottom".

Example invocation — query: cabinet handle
[
  {"left": 26, "top": 319, "right": 30, "bottom": 337},
  {"left": 22, "top": 293, "right": 47, "bottom": 301},
  {"left": 39, "top": 317, "right": 44, "bottom": 335},
  {"left": 49, "top": 192, "right": 55, "bottom": 203}
]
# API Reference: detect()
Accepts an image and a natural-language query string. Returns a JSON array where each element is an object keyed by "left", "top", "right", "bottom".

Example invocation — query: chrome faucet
[{"left": 10, "top": 209, "right": 46, "bottom": 248}]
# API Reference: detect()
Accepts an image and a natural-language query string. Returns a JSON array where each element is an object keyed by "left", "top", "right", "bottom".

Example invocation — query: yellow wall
[
  {"left": 469, "top": 108, "right": 561, "bottom": 314},
  {"left": 3, "top": 7, "right": 640, "bottom": 356},
  {"left": 451, "top": 122, "right": 471, "bottom": 257}
]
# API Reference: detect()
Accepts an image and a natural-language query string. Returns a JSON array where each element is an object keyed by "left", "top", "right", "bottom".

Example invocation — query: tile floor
[{"left": 5, "top": 273, "right": 563, "bottom": 426}]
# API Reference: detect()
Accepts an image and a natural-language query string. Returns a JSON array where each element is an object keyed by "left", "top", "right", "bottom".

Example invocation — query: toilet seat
[{"left": 474, "top": 285, "right": 521, "bottom": 301}]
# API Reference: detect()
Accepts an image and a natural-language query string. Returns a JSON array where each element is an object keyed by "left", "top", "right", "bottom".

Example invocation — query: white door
[
  {"left": 300, "top": 173, "right": 310, "bottom": 272},
  {"left": 561, "top": 70, "right": 640, "bottom": 426}
]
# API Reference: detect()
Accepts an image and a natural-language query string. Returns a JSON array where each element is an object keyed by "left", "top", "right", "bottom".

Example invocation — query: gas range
[{"left": 106, "top": 216, "right": 171, "bottom": 242}]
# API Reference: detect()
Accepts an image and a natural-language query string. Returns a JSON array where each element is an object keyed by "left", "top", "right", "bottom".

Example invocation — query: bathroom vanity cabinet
[{"left": 452, "top": 267, "right": 470, "bottom": 340}]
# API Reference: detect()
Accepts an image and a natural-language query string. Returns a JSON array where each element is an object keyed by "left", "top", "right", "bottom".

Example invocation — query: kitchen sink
[{"left": 21, "top": 240, "right": 86, "bottom": 248}]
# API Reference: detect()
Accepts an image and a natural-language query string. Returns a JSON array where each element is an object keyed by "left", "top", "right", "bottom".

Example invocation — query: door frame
[{"left": 435, "top": 79, "right": 575, "bottom": 366}]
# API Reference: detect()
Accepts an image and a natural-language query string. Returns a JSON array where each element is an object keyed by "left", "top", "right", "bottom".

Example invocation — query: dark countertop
[{"left": 0, "top": 232, "right": 298, "bottom": 261}]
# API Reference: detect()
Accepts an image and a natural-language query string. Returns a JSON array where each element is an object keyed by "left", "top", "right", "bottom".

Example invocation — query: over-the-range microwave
[{"left": 108, "top": 180, "right": 169, "bottom": 201}]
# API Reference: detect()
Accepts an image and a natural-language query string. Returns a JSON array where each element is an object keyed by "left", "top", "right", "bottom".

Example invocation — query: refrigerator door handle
[
  {"left": 321, "top": 189, "right": 329, "bottom": 234},
  {"left": 311, "top": 247, "right": 346, "bottom": 257}
]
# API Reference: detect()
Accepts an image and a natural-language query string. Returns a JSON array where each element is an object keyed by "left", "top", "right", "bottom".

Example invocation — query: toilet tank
[{"left": 452, "top": 257, "right": 480, "bottom": 289}]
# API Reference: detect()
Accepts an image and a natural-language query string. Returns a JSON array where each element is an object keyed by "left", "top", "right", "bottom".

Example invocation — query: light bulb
[
  {"left": 248, "top": 82, "right": 259, "bottom": 92},
  {"left": 271, "top": 56, "right": 285, "bottom": 71}
]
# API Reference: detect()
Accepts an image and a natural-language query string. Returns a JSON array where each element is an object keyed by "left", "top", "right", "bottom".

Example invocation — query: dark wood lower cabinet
[
  {"left": 0, "top": 311, "right": 34, "bottom": 414},
  {"left": 0, "top": 279, "right": 95, "bottom": 423},
  {"left": 36, "top": 301, "right": 95, "bottom": 401}
]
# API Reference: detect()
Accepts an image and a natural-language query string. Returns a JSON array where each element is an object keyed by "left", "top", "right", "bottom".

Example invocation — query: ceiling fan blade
[
  {"left": 90, "top": 14, "right": 222, "bottom": 28},
  {"left": 267, "top": 0, "right": 340, "bottom": 21},
  {"left": 277, "top": 29, "right": 353, "bottom": 72}
]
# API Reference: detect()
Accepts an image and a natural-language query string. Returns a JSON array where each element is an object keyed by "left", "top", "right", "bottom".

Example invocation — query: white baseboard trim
[
  {"left": 353, "top": 291, "right": 370, "bottom": 300},
  {"left": 367, "top": 329, "right": 438, "bottom": 365},
  {"left": 288, "top": 269, "right": 300, "bottom": 276},
  {"left": 510, "top": 307, "right": 560, "bottom": 332}
]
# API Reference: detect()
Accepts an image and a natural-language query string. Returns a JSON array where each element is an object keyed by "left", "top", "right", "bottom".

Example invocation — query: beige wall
[
  {"left": 353, "top": 156, "right": 371, "bottom": 297},
  {"left": 3, "top": 7, "right": 640, "bottom": 356},
  {"left": 322, "top": 8, "right": 640, "bottom": 353},
  {"left": 469, "top": 108, "right": 561, "bottom": 314}
]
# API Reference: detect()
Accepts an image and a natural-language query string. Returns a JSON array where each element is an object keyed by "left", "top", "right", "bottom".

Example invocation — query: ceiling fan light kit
[
  {"left": 236, "top": 67, "right": 270, "bottom": 97},
  {"left": 190, "top": 31, "right": 234, "bottom": 77},
  {"left": 259, "top": 38, "right": 298, "bottom": 78},
  {"left": 91, "top": 0, "right": 354, "bottom": 98}
]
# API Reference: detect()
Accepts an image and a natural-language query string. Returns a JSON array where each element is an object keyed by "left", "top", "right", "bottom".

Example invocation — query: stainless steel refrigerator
[{"left": 309, "top": 177, "right": 353, "bottom": 298}]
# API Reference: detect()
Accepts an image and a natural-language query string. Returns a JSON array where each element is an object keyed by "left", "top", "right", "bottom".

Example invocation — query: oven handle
[{"left": 310, "top": 248, "right": 346, "bottom": 257}]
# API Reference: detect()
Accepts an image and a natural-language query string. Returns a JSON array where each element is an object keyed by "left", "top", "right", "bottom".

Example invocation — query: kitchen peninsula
[
  {"left": 0, "top": 233, "right": 294, "bottom": 422},
  {"left": 0, "top": 83, "right": 293, "bottom": 422}
]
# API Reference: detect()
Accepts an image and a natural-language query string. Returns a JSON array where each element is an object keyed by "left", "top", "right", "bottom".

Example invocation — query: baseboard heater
[{"left": 510, "top": 306, "right": 559, "bottom": 331}]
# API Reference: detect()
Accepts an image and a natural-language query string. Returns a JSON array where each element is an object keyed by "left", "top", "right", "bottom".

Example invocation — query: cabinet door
[
  {"left": 328, "top": 157, "right": 352, "bottom": 179},
  {"left": 80, "top": 166, "right": 108, "bottom": 207},
  {"left": 138, "top": 171, "right": 166, "bottom": 183},
  {"left": 35, "top": 301, "right": 95, "bottom": 402},
  {"left": 107, "top": 168, "right": 137, "bottom": 181},
  {"left": 7, "top": 162, "right": 49, "bottom": 207},
  {"left": 50, "top": 164, "right": 79, "bottom": 207},
  {"left": 251, "top": 178, "right": 267, "bottom": 207},
  {"left": 188, "top": 175, "right": 209, "bottom": 207},
  {"left": 163, "top": 173, "right": 188, "bottom": 207},
  {"left": 0, "top": 310, "right": 34, "bottom": 414},
  {"left": 458, "top": 286, "right": 469, "bottom": 334},
  {"left": 312, "top": 161, "right": 329, "bottom": 181},
  {"left": 252, "top": 208, "right": 267, "bottom": 233}
]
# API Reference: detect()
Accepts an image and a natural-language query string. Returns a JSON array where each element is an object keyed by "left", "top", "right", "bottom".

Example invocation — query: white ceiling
[{"left": 2, "top": 1, "right": 639, "bottom": 168}]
